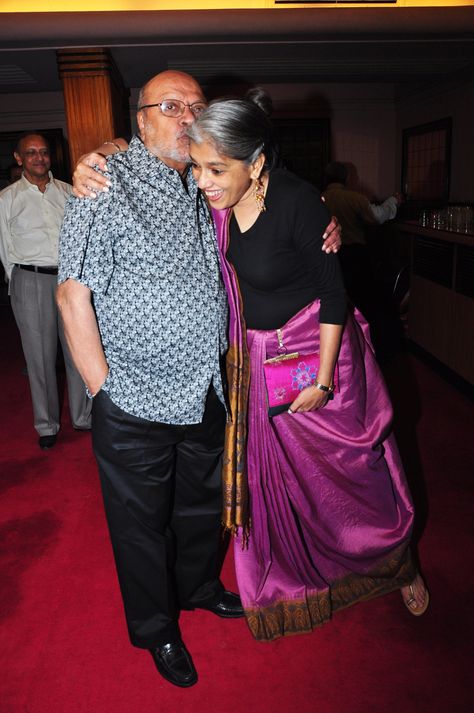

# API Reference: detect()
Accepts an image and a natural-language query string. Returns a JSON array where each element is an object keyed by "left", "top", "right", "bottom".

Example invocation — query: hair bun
[{"left": 245, "top": 87, "right": 273, "bottom": 117}]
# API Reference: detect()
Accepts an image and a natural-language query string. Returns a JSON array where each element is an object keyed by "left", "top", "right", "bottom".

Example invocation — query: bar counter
[
  {"left": 398, "top": 221, "right": 474, "bottom": 246},
  {"left": 396, "top": 222, "right": 474, "bottom": 385}
]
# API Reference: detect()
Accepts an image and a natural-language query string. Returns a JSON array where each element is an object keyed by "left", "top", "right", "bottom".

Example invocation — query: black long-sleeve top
[{"left": 227, "top": 169, "right": 347, "bottom": 330}]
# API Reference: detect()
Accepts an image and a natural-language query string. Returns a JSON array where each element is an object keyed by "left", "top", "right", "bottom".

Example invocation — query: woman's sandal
[{"left": 402, "top": 574, "right": 430, "bottom": 616}]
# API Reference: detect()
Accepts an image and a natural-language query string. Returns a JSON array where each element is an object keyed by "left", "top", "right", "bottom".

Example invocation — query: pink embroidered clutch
[{"left": 263, "top": 351, "right": 324, "bottom": 417}]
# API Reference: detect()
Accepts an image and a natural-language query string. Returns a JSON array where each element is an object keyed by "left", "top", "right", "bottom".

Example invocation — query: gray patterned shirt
[{"left": 58, "top": 135, "right": 228, "bottom": 424}]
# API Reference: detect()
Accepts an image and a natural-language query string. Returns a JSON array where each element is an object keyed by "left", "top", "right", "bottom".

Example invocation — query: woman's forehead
[{"left": 190, "top": 140, "right": 231, "bottom": 164}]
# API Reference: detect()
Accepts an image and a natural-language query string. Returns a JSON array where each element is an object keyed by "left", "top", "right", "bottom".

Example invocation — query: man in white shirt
[{"left": 0, "top": 133, "right": 91, "bottom": 448}]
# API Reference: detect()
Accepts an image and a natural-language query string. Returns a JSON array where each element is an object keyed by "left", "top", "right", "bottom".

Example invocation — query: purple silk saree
[{"left": 213, "top": 208, "right": 416, "bottom": 642}]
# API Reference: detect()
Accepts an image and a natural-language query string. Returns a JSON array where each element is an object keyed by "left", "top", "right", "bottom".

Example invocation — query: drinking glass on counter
[
  {"left": 450, "top": 206, "right": 474, "bottom": 233},
  {"left": 464, "top": 206, "right": 474, "bottom": 234},
  {"left": 419, "top": 205, "right": 473, "bottom": 233}
]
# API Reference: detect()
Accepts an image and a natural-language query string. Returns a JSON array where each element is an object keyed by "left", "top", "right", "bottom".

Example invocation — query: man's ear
[
  {"left": 13, "top": 152, "right": 22, "bottom": 167},
  {"left": 136, "top": 111, "right": 145, "bottom": 136}
]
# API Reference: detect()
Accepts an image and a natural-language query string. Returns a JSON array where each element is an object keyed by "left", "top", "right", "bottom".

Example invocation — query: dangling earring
[{"left": 253, "top": 177, "right": 266, "bottom": 214}]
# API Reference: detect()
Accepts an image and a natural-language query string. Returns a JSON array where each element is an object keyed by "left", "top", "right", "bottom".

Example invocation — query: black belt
[{"left": 15, "top": 264, "right": 58, "bottom": 276}]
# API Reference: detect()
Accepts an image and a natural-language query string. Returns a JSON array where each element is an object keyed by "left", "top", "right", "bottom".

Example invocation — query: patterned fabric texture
[
  {"left": 58, "top": 135, "right": 228, "bottom": 424},
  {"left": 212, "top": 208, "right": 250, "bottom": 534}
]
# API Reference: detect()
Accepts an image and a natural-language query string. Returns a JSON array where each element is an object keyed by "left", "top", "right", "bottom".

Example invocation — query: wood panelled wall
[{"left": 57, "top": 48, "right": 130, "bottom": 168}]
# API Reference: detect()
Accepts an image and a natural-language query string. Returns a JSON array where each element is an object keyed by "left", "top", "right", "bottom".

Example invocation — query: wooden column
[{"left": 57, "top": 48, "right": 130, "bottom": 171}]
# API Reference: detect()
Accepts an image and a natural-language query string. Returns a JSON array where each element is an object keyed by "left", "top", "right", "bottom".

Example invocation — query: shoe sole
[
  {"left": 154, "top": 661, "right": 198, "bottom": 688},
  {"left": 208, "top": 610, "right": 245, "bottom": 618}
]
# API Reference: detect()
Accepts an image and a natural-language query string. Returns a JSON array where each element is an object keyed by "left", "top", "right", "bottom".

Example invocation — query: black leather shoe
[
  {"left": 39, "top": 434, "right": 57, "bottom": 450},
  {"left": 202, "top": 590, "right": 244, "bottom": 618},
  {"left": 149, "top": 640, "right": 197, "bottom": 688}
]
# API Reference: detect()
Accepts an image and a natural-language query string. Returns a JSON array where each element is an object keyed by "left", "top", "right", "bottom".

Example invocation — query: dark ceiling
[{"left": 0, "top": 7, "right": 473, "bottom": 95}]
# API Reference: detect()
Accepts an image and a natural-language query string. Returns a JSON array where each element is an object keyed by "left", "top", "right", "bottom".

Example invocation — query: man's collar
[{"left": 19, "top": 170, "right": 53, "bottom": 191}]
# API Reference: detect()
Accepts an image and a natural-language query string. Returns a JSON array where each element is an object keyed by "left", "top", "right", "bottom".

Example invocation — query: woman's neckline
[{"left": 232, "top": 171, "right": 271, "bottom": 235}]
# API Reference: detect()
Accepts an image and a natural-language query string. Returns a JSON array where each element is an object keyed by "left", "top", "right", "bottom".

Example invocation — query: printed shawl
[{"left": 213, "top": 208, "right": 250, "bottom": 534}]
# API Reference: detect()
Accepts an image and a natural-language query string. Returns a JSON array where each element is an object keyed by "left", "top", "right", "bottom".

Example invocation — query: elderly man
[
  {"left": 0, "top": 133, "right": 91, "bottom": 448},
  {"left": 57, "top": 70, "right": 340, "bottom": 687}
]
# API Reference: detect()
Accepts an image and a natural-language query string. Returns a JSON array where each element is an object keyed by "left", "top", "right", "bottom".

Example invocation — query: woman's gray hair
[{"left": 187, "top": 88, "right": 277, "bottom": 171}]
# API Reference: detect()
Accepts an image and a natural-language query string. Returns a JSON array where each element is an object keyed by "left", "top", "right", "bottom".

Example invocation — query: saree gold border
[
  {"left": 244, "top": 545, "right": 417, "bottom": 641},
  {"left": 221, "top": 210, "right": 251, "bottom": 536}
]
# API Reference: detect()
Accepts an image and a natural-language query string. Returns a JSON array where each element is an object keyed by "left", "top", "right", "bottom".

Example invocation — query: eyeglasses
[{"left": 138, "top": 99, "right": 207, "bottom": 118}]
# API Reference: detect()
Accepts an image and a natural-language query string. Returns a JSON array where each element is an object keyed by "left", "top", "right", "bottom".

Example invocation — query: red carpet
[{"left": 1, "top": 305, "right": 473, "bottom": 713}]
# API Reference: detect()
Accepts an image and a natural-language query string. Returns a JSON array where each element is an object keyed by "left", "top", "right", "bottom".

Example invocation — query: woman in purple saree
[{"left": 187, "top": 90, "right": 429, "bottom": 641}]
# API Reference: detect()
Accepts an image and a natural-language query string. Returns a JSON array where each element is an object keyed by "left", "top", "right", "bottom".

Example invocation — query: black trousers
[{"left": 92, "top": 387, "right": 226, "bottom": 648}]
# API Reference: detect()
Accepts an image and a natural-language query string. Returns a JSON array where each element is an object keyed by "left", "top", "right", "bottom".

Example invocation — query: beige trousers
[{"left": 10, "top": 265, "right": 91, "bottom": 436}]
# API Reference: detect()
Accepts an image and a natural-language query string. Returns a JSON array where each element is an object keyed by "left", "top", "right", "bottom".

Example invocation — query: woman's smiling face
[{"left": 190, "top": 139, "right": 264, "bottom": 211}]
